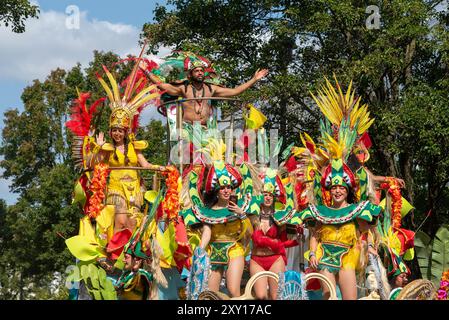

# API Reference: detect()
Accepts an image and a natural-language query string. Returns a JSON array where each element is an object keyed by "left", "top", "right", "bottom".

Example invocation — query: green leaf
[
  {"left": 414, "top": 231, "right": 432, "bottom": 280},
  {"left": 430, "top": 225, "right": 449, "bottom": 286}
]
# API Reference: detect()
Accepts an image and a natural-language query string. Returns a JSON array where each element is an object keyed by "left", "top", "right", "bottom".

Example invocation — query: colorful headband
[
  {"left": 321, "top": 159, "right": 356, "bottom": 190},
  {"left": 205, "top": 160, "right": 242, "bottom": 193}
]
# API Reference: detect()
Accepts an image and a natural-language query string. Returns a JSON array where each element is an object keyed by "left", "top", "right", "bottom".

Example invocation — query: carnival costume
[
  {"left": 96, "top": 65, "right": 162, "bottom": 223},
  {"left": 63, "top": 57, "right": 180, "bottom": 300},
  {"left": 181, "top": 158, "right": 254, "bottom": 270},
  {"left": 147, "top": 51, "right": 220, "bottom": 148},
  {"left": 251, "top": 168, "right": 299, "bottom": 271},
  {"left": 288, "top": 78, "right": 383, "bottom": 274}
]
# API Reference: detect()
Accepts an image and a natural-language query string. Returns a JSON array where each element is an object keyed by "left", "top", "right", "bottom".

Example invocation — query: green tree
[
  {"left": 0, "top": 50, "right": 167, "bottom": 299},
  {"left": 0, "top": 0, "right": 39, "bottom": 33}
]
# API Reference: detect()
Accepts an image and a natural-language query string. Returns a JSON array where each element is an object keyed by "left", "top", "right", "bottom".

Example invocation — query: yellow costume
[
  {"left": 102, "top": 140, "right": 148, "bottom": 223},
  {"left": 315, "top": 221, "right": 361, "bottom": 271},
  {"left": 299, "top": 201, "right": 381, "bottom": 273},
  {"left": 207, "top": 218, "right": 250, "bottom": 268}
]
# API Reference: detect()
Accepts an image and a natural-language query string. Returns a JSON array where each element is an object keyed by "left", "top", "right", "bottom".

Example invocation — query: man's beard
[{"left": 191, "top": 75, "right": 204, "bottom": 83}]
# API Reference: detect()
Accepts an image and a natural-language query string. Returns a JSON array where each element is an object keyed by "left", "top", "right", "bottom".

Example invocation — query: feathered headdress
[
  {"left": 96, "top": 59, "right": 160, "bottom": 133},
  {"left": 311, "top": 76, "right": 374, "bottom": 190},
  {"left": 259, "top": 167, "right": 286, "bottom": 205},
  {"left": 152, "top": 50, "right": 219, "bottom": 85}
]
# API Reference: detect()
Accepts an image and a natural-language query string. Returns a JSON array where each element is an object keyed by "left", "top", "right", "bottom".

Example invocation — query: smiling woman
[
  {"left": 289, "top": 79, "right": 390, "bottom": 300},
  {"left": 180, "top": 158, "right": 257, "bottom": 298}
]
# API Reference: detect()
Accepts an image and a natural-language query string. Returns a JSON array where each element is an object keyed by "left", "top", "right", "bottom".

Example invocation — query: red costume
[{"left": 251, "top": 223, "right": 298, "bottom": 271}]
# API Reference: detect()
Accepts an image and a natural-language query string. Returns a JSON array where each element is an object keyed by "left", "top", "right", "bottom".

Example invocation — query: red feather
[
  {"left": 65, "top": 93, "right": 105, "bottom": 136},
  {"left": 358, "top": 132, "right": 372, "bottom": 149},
  {"left": 285, "top": 155, "right": 298, "bottom": 172},
  {"left": 305, "top": 141, "right": 315, "bottom": 154}
]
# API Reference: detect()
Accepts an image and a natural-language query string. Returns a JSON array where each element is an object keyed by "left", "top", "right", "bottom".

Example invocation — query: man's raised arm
[
  {"left": 140, "top": 62, "right": 184, "bottom": 97},
  {"left": 213, "top": 69, "right": 268, "bottom": 97}
]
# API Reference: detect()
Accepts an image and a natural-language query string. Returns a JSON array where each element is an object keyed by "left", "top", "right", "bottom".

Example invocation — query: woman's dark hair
[
  {"left": 347, "top": 188, "right": 356, "bottom": 204},
  {"left": 203, "top": 190, "right": 219, "bottom": 208},
  {"left": 112, "top": 130, "right": 129, "bottom": 166},
  {"left": 346, "top": 153, "right": 362, "bottom": 173}
]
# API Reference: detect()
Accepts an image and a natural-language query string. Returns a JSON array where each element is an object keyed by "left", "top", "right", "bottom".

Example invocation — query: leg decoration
[
  {"left": 186, "top": 247, "right": 211, "bottom": 300},
  {"left": 277, "top": 270, "right": 308, "bottom": 300}
]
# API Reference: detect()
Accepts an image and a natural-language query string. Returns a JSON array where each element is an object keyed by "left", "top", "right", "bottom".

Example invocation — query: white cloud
[
  {"left": 0, "top": 6, "right": 172, "bottom": 205},
  {"left": 0, "top": 7, "right": 168, "bottom": 82}
]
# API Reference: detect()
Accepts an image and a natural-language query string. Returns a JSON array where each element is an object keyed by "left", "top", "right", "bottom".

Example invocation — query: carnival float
[{"left": 63, "top": 49, "right": 448, "bottom": 300}]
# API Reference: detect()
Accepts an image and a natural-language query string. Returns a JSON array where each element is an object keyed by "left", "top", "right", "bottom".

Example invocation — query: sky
[{"left": 0, "top": 0, "right": 171, "bottom": 205}]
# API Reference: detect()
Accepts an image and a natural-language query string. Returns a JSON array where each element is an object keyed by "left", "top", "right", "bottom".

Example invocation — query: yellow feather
[
  {"left": 300, "top": 132, "right": 316, "bottom": 148},
  {"left": 292, "top": 147, "right": 307, "bottom": 156},
  {"left": 345, "top": 80, "right": 353, "bottom": 107},
  {"left": 127, "top": 77, "right": 144, "bottom": 100},
  {"left": 104, "top": 68, "right": 120, "bottom": 103},
  {"left": 358, "top": 118, "right": 375, "bottom": 134},
  {"left": 129, "top": 85, "right": 158, "bottom": 106},
  {"left": 97, "top": 76, "right": 115, "bottom": 103},
  {"left": 130, "top": 92, "right": 160, "bottom": 110}
]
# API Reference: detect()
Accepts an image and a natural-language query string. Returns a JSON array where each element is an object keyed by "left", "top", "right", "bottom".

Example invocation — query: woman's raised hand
[
  {"left": 228, "top": 201, "right": 245, "bottom": 217},
  {"left": 96, "top": 132, "right": 106, "bottom": 146}
]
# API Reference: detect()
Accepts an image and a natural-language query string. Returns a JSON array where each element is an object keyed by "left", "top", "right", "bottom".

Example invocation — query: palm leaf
[
  {"left": 430, "top": 225, "right": 449, "bottom": 286},
  {"left": 414, "top": 231, "right": 432, "bottom": 281},
  {"left": 270, "top": 136, "right": 283, "bottom": 164},
  {"left": 281, "top": 142, "right": 295, "bottom": 161}
]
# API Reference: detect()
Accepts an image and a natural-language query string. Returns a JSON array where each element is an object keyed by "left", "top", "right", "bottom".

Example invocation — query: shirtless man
[{"left": 142, "top": 61, "right": 268, "bottom": 125}]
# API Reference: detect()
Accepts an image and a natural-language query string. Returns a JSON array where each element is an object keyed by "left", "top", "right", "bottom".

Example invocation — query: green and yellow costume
[
  {"left": 181, "top": 160, "right": 256, "bottom": 270},
  {"left": 285, "top": 77, "right": 385, "bottom": 275},
  {"left": 299, "top": 202, "right": 381, "bottom": 272}
]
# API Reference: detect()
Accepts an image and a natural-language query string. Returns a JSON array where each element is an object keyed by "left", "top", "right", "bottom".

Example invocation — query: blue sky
[
  {"left": 0, "top": 0, "right": 169, "bottom": 205},
  {"left": 36, "top": 0, "right": 167, "bottom": 27}
]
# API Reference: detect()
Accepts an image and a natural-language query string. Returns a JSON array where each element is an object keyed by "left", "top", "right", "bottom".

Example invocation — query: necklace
[
  {"left": 191, "top": 83, "right": 205, "bottom": 115},
  {"left": 260, "top": 207, "right": 272, "bottom": 220}
]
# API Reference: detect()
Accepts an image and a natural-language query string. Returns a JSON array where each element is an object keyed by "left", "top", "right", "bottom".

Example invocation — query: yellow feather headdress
[
  {"left": 96, "top": 64, "right": 160, "bottom": 132},
  {"left": 311, "top": 75, "right": 374, "bottom": 161}
]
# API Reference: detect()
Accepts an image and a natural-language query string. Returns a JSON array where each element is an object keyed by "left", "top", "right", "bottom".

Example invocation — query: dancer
[
  {"left": 141, "top": 51, "right": 268, "bottom": 124},
  {"left": 181, "top": 155, "right": 257, "bottom": 297},
  {"left": 250, "top": 168, "right": 299, "bottom": 300},
  {"left": 65, "top": 59, "right": 169, "bottom": 300},
  {"left": 290, "top": 78, "right": 388, "bottom": 300}
]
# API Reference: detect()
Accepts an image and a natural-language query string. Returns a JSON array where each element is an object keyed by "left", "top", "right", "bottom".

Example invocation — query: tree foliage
[
  {"left": 0, "top": 0, "right": 39, "bottom": 33},
  {"left": 0, "top": 51, "right": 167, "bottom": 299}
]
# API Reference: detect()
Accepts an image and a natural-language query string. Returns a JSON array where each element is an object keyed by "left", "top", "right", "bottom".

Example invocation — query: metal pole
[
  {"left": 176, "top": 101, "right": 183, "bottom": 175},
  {"left": 229, "top": 113, "right": 234, "bottom": 165}
]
